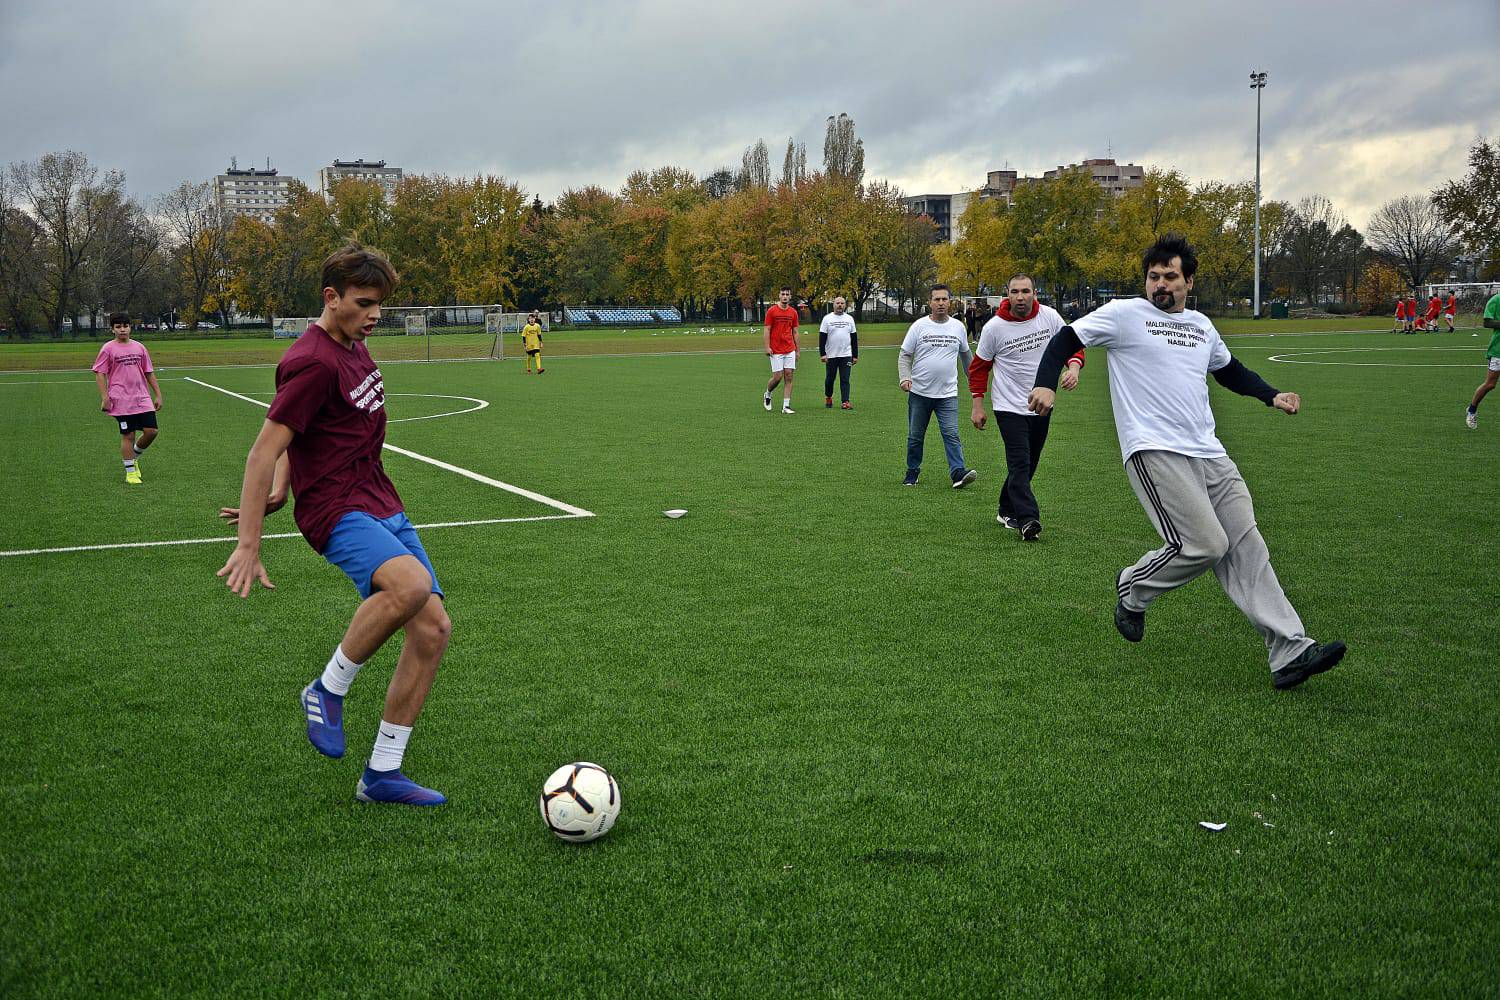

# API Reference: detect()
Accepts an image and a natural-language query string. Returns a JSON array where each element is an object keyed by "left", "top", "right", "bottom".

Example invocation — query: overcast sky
[{"left": 3, "top": 0, "right": 1496, "bottom": 229}]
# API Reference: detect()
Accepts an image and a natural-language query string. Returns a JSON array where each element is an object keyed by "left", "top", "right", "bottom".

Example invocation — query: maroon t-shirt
[{"left": 266, "top": 324, "right": 403, "bottom": 552}]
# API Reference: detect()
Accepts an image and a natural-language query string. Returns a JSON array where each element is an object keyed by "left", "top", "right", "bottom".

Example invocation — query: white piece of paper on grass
[
  {"left": 663, "top": 509, "right": 687, "bottom": 519},
  {"left": 1199, "top": 821, "right": 1228, "bottom": 832}
]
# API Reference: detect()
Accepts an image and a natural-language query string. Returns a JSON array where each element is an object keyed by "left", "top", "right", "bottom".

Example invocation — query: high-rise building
[
  {"left": 1040, "top": 158, "right": 1145, "bottom": 197},
  {"left": 319, "top": 159, "right": 403, "bottom": 202},
  {"left": 901, "top": 191, "right": 972, "bottom": 244},
  {"left": 213, "top": 159, "right": 294, "bottom": 224}
]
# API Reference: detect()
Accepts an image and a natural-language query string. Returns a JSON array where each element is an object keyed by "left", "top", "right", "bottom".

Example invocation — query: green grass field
[
  {"left": 0, "top": 313, "right": 1419, "bottom": 371},
  {"left": 2, "top": 325, "right": 1496, "bottom": 995}
]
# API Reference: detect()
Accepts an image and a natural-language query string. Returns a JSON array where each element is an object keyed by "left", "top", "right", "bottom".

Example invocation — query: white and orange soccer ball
[{"left": 539, "top": 762, "right": 621, "bottom": 843}]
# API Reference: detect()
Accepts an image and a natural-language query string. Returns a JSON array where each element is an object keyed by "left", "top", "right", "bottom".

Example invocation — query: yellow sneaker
[{"left": 125, "top": 469, "right": 142, "bottom": 485}]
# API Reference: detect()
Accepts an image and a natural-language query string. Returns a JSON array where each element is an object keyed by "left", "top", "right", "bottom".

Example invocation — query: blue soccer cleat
[
  {"left": 355, "top": 768, "right": 447, "bottom": 806},
  {"left": 301, "top": 678, "right": 345, "bottom": 758}
]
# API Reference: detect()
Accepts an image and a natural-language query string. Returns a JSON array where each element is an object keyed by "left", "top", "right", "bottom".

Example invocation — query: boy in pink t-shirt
[{"left": 91, "top": 312, "right": 163, "bottom": 484}]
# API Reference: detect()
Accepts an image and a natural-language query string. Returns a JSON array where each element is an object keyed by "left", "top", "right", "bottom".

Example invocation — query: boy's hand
[{"left": 217, "top": 544, "right": 274, "bottom": 597}]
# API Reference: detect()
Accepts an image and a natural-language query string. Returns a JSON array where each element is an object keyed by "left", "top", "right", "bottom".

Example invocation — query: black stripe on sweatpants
[{"left": 1122, "top": 452, "right": 1184, "bottom": 596}]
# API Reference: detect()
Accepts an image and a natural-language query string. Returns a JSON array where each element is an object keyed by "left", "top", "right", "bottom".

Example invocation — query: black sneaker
[
  {"left": 902, "top": 470, "right": 919, "bottom": 486},
  {"left": 997, "top": 514, "right": 1017, "bottom": 529},
  {"left": 1114, "top": 600, "right": 1144, "bottom": 642},
  {"left": 1271, "top": 641, "right": 1347, "bottom": 690},
  {"left": 1020, "top": 519, "right": 1042, "bottom": 541},
  {"left": 763, "top": 391, "right": 773, "bottom": 411},
  {"left": 952, "top": 468, "right": 978, "bottom": 489}
]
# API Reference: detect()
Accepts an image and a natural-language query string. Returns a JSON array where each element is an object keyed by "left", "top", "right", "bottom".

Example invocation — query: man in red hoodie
[{"left": 967, "top": 274, "right": 1085, "bottom": 540}]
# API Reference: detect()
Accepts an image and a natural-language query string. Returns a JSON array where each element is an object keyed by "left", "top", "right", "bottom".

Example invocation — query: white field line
[
  {"left": 184, "top": 377, "right": 593, "bottom": 517},
  {"left": 221, "top": 389, "right": 489, "bottom": 424},
  {"left": 1267, "top": 346, "right": 1486, "bottom": 367},
  {"left": 0, "top": 515, "right": 584, "bottom": 558}
]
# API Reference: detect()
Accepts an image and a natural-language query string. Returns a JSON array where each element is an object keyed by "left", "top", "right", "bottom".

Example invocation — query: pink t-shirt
[
  {"left": 266, "top": 324, "right": 403, "bottom": 553},
  {"left": 92, "top": 339, "right": 155, "bottom": 416}
]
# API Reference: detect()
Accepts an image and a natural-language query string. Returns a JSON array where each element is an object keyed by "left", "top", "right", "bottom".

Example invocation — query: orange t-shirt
[
  {"left": 765, "top": 304, "right": 800, "bottom": 354},
  {"left": 1444, "top": 295, "right": 1457, "bottom": 315}
]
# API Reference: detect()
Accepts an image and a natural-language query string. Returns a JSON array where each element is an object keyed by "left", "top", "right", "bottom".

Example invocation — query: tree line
[{"left": 2, "top": 124, "right": 1494, "bottom": 337}]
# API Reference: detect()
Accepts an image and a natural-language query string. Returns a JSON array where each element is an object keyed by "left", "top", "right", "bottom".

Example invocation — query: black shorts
[
  {"left": 113, "top": 411, "right": 158, "bottom": 434},
  {"left": 525, "top": 348, "right": 540, "bottom": 356}
]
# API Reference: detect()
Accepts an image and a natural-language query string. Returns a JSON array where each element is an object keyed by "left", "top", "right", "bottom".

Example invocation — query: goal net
[{"left": 365, "top": 304, "right": 504, "bottom": 362}]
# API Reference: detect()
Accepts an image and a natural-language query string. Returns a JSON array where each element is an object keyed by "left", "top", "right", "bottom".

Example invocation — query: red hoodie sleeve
[
  {"left": 1067, "top": 347, "right": 1086, "bottom": 369},
  {"left": 967, "top": 353, "right": 993, "bottom": 397}
]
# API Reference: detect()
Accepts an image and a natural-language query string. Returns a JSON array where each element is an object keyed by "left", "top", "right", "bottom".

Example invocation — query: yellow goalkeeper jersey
[{"left": 521, "top": 323, "right": 543, "bottom": 350}]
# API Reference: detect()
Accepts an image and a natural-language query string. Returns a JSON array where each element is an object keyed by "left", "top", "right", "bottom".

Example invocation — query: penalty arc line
[{"left": 183, "top": 377, "right": 593, "bottom": 518}]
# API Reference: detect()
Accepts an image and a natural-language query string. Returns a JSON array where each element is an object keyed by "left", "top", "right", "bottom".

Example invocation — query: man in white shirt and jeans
[
  {"left": 1029, "top": 235, "right": 1347, "bottom": 691},
  {"left": 819, "top": 296, "right": 859, "bottom": 409},
  {"left": 899, "top": 284, "right": 978, "bottom": 488}
]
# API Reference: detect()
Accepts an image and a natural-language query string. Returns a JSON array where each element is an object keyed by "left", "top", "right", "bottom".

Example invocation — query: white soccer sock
[
  {"left": 319, "top": 645, "right": 365, "bottom": 696},
  {"left": 123, "top": 459, "right": 136, "bottom": 471},
  {"left": 368, "top": 721, "right": 412, "bottom": 773}
]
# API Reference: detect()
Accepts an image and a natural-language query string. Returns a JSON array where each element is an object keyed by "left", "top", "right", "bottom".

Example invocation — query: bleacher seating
[{"left": 563, "top": 306, "right": 681, "bottom": 326}]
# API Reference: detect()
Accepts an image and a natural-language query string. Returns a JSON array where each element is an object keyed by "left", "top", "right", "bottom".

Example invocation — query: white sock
[
  {"left": 123, "top": 459, "right": 136, "bottom": 471},
  {"left": 133, "top": 444, "right": 144, "bottom": 456},
  {"left": 319, "top": 645, "right": 364, "bottom": 696},
  {"left": 368, "top": 721, "right": 412, "bottom": 772}
]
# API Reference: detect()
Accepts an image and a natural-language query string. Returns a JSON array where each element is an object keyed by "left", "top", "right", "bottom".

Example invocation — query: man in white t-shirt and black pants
[
  {"left": 898, "top": 284, "right": 978, "bottom": 488},
  {"left": 1029, "top": 235, "right": 1346, "bottom": 690},
  {"left": 819, "top": 295, "right": 858, "bottom": 409},
  {"left": 968, "top": 274, "right": 1085, "bottom": 540}
]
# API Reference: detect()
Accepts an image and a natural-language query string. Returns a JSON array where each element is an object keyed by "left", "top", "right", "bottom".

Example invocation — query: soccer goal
[
  {"left": 361, "top": 304, "right": 505, "bottom": 362},
  {"left": 273, "top": 317, "right": 313, "bottom": 339},
  {"left": 486, "top": 311, "right": 551, "bottom": 360}
]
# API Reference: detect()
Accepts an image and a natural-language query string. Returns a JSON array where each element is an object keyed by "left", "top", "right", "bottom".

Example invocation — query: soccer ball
[{"left": 539, "top": 762, "right": 621, "bottom": 843}]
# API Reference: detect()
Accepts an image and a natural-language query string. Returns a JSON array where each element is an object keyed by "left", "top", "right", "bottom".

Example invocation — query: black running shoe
[
  {"left": 902, "top": 470, "right": 919, "bottom": 486},
  {"left": 952, "top": 468, "right": 978, "bottom": 489},
  {"left": 1020, "top": 520, "right": 1042, "bottom": 541},
  {"left": 1271, "top": 641, "right": 1347, "bottom": 690},
  {"left": 1114, "top": 601, "right": 1144, "bottom": 642}
]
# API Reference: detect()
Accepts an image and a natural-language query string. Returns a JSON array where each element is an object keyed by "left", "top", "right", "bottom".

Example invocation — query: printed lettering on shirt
[
  {"left": 1145, "top": 318, "right": 1209, "bottom": 349},
  {"left": 350, "top": 369, "right": 385, "bottom": 413}
]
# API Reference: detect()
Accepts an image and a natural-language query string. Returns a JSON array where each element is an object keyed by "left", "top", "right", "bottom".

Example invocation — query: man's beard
[{"left": 1152, "top": 289, "right": 1176, "bottom": 309}]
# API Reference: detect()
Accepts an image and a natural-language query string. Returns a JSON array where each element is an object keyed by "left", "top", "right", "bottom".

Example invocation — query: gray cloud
[{"left": 2, "top": 0, "right": 1496, "bottom": 228}]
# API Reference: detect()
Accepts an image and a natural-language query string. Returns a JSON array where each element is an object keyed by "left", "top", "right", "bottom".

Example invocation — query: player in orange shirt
[
  {"left": 762, "top": 287, "right": 801, "bottom": 414},
  {"left": 1444, "top": 291, "right": 1458, "bottom": 332},
  {"left": 1424, "top": 294, "right": 1442, "bottom": 333},
  {"left": 1393, "top": 297, "right": 1407, "bottom": 333},
  {"left": 1405, "top": 295, "right": 1419, "bottom": 333}
]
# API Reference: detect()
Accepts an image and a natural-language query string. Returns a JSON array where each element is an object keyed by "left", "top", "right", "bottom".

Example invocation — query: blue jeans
[{"left": 907, "top": 392, "right": 965, "bottom": 477}]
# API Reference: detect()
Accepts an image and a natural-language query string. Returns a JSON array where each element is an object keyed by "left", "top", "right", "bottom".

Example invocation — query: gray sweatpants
[{"left": 1119, "top": 450, "right": 1315, "bottom": 671}]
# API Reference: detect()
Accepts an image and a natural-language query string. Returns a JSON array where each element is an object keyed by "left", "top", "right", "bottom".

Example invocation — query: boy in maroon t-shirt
[{"left": 217, "top": 244, "right": 451, "bottom": 807}]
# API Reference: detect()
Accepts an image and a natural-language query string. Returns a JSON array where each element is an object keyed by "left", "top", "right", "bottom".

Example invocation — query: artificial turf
[{"left": 1, "top": 326, "right": 1495, "bottom": 996}]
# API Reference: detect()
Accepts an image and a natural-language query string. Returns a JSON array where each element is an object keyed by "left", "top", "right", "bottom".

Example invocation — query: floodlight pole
[{"left": 1251, "top": 71, "right": 1267, "bottom": 319}]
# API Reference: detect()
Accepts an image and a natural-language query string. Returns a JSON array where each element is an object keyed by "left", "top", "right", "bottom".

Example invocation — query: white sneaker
[
  {"left": 782, "top": 406, "right": 795, "bottom": 414},
  {"left": 1466, "top": 410, "right": 1478, "bottom": 429},
  {"left": 763, "top": 392, "right": 773, "bottom": 411},
  {"left": 997, "top": 515, "right": 1017, "bottom": 529}
]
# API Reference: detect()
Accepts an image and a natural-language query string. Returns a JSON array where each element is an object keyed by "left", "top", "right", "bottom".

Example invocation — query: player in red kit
[
  {"left": 1424, "top": 294, "right": 1442, "bottom": 333},
  {"left": 1444, "top": 291, "right": 1458, "bottom": 332},
  {"left": 217, "top": 244, "right": 451, "bottom": 807},
  {"left": 762, "top": 287, "right": 801, "bottom": 414}
]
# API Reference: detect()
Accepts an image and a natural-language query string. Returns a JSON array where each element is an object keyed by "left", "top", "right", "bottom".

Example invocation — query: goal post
[
  {"left": 357, "top": 303, "right": 505, "bottom": 362},
  {"left": 273, "top": 317, "right": 313, "bottom": 339}
]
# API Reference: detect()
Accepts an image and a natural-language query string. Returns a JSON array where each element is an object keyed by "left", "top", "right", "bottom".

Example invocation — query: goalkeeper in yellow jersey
[{"left": 521, "top": 312, "right": 545, "bottom": 374}]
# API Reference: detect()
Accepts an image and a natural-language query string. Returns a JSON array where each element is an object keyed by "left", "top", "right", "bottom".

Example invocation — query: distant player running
[
  {"left": 92, "top": 312, "right": 163, "bottom": 484},
  {"left": 521, "top": 312, "right": 545, "bottom": 373},
  {"left": 968, "top": 274, "right": 1084, "bottom": 540},
  {"left": 1030, "top": 235, "right": 1347, "bottom": 691},
  {"left": 217, "top": 244, "right": 451, "bottom": 806},
  {"left": 1465, "top": 290, "right": 1500, "bottom": 429},
  {"left": 1444, "top": 291, "right": 1458, "bottom": 333},
  {"left": 763, "top": 287, "right": 800, "bottom": 414}
]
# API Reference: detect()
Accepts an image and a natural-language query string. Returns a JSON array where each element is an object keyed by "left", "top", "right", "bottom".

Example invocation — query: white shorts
[
  {"left": 769, "top": 352, "right": 797, "bottom": 372},
  {"left": 1487, "top": 356, "right": 1500, "bottom": 372}
]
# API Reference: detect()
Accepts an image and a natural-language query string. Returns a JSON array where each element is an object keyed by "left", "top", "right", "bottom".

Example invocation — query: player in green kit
[{"left": 1465, "top": 291, "right": 1500, "bottom": 429}]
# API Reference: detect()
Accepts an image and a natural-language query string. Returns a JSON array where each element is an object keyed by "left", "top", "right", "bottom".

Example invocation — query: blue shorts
[{"left": 322, "top": 511, "right": 443, "bottom": 601}]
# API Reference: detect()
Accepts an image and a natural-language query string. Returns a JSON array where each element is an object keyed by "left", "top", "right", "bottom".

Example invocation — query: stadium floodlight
[{"left": 1251, "top": 70, "right": 1268, "bottom": 320}]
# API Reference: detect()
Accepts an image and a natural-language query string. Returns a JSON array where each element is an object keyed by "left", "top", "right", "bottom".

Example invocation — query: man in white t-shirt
[
  {"left": 819, "top": 296, "right": 859, "bottom": 409},
  {"left": 968, "top": 274, "right": 1084, "bottom": 540},
  {"left": 1028, "top": 235, "right": 1347, "bottom": 691},
  {"left": 898, "top": 284, "right": 978, "bottom": 488}
]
